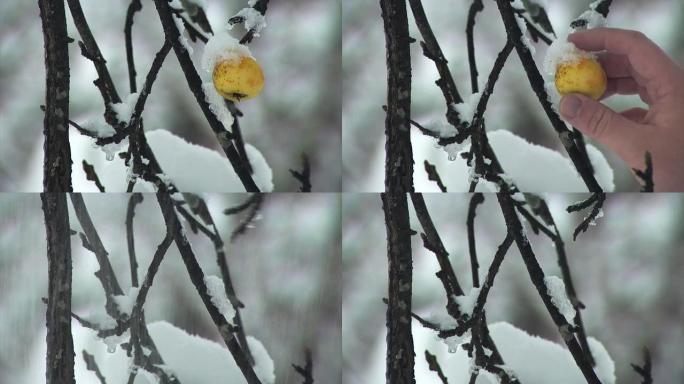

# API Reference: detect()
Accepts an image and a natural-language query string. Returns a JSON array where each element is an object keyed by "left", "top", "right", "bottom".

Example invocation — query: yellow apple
[
  {"left": 555, "top": 57, "right": 607, "bottom": 100},
  {"left": 212, "top": 56, "right": 264, "bottom": 102}
]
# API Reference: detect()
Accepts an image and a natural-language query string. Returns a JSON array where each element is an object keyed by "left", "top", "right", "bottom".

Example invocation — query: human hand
[{"left": 558, "top": 28, "right": 684, "bottom": 191}]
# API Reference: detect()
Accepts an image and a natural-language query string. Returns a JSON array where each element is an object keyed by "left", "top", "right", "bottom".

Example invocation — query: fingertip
[{"left": 559, "top": 94, "right": 583, "bottom": 120}]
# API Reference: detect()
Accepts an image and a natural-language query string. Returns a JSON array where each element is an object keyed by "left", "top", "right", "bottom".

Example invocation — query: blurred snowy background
[
  {"left": 343, "top": 0, "right": 684, "bottom": 191},
  {"left": 0, "top": 0, "right": 341, "bottom": 191},
  {"left": 343, "top": 193, "right": 684, "bottom": 382},
  {"left": 0, "top": 193, "right": 341, "bottom": 383}
]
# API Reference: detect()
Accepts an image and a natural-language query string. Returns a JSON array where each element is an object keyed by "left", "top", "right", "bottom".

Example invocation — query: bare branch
[
  {"left": 424, "top": 350, "right": 448, "bottom": 384},
  {"left": 466, "top": 193, "right": 485, "bottom": 287},
  {"left": 82, "top": 160, "right": 105, "bottom": 192},
  {"left": 156, "top": 193, "right": 262, "bottom": 384},
  {"left": 290, "top": 154, "right": 312, "bottom": 192},
  {"left": 423, "top": 160, "right": 447, "bottom": 192},
  {"left": 70, "top": 193, "right": 124, "bottom": 318},
  {"left": 292, "top": 349, "right": 314, "bottom": 384},
  {"left": 497, "top": 191, "right": 602, "bottom": 384}
]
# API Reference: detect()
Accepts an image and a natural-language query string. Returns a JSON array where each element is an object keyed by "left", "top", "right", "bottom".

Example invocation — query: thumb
[{"left": 559, "top": 94, "right": 644, "bottom": 152}]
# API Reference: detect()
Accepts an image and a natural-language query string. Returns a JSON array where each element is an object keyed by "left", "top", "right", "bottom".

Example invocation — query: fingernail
[{"left": 560, "top": 95, "right": 582, "bottom": 119}]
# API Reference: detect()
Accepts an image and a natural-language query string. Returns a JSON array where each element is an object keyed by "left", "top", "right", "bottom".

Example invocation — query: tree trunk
[
  {"left": 39, "top": 0, "right": 72, "bottom": 191},
  {"left": 41, "top": 193, "right": 75, "bottom": 384},
  {"left": 380, "top": 0, "right": 413, "bottom": 193},
  {"left": 381, "top": 193, "right": 415, "bottom": 384}
]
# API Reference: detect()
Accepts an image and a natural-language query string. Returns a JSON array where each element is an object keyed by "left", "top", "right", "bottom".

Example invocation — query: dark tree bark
[
  {"left": 39, "top": 0, "right": 72, "bottom": 192},
  {"left": 381, "top": 193, "right": 415, "bottom": 384},
  {"left": 381, "top": 0, "right": 413, "bottom": 193},
  {"left": 41, "top": 193, "right": 75, "bottom": 384}
]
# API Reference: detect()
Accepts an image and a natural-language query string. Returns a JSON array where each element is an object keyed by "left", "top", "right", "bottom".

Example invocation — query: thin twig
[
  {"left": 466, "top": 193, "right": 485, "bottom": 287},
  {"left": 424, "top": 350, "right": 448, "bottom": 384},
  {"left": 466, "top": 0, "right": 484, "bottom": 94},
  {"left": 82, "top": 351, "right": 107, "bottom": 384},
  {"left": 290, "top": 154, "right": 312, "bottom": 192},
  {"left": 124, "top": 0, "right": 143, "bottom": 93},
  {"left": 631, "top": 348, "right": 653, "bottom": 384},
  {"left": 82, "top": 160, "right": 105, "bottom": 192},
  {"left": 292, "top": 349, "right": 314, "bottom": 384},
  {"left": 634, "top": 151, "right": 654, "bottom": 192},
  {"left": 70, "top": 193, "right": 124, "bottom": 317},
  {"left": 566, "top": 193, "right": 606, "bottom": 240},
  {"left": 423, "top": 160, "right": 447, "bottom": 192},
  {"left": 410, "top": 193, "right": 464, "bottom": 318},
  {"left": 126, "top": 193, "right": 144, "bottom": 287}
]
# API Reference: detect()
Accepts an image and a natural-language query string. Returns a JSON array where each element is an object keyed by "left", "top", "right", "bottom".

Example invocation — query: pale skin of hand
[{"left": 558, "top": 28, "right": 684, "bottom": 191}]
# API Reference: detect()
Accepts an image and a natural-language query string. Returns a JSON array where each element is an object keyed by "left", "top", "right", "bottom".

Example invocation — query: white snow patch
[
  {"left": 514, "top": 13, "right": 536, "bottom": 55},
  {"left": 68, "top": 321, "right": 276, "bottom": 383},
  {"left": 62, "top": 129, "right": 272, "bottom": 192},
  {"left": 82, "top": 118, "right": 116, "bottom": 138},
  {"left": 412, "top": 129, "right": 615, "bottom": 193},
  {"left": 113, "top": 286, "right": 140, "bottom": 316},
  {"left": 571, "top": 10, "right": 606, "bottom": 32},
  {"left": 543, "top": 39, "right": 594, "bottom": 76},
  {"left": 229, "top": 8, "right": 267, "bottom": 37},
  {"left": 451, "top": 92, "right": 482, "bottom": 123},
  {"left": 204, "top": 275, "right": 236, "bottom": 324},
  {"left": 145, "top": 130, "right": 273, "bottom": 192},
  {"left": 544, "top": 276, "right": 576, "bottom": 324},
  {"left": 172, "top": 14, "right": 195, "bottom": 55},
  {"left": 81, "top": 307, "right": 117, "bottom": 330},
  {"left": 364, "top": 321, "right": 616, "bottom": 384},
  {"left": 453, "top": 287, "right": 481, "bottom": 315},
  {"left": 111, "top": 92, "right": 140, "bottom": 123},
  {"left": 201, "top": 31, "right": 252, "bottom": 74},
  {"left": 202, "top": 81, "right": 234, "bottom": 128},
  {"left": 423, "top": 120, "right": 458, "bottom": 139}
]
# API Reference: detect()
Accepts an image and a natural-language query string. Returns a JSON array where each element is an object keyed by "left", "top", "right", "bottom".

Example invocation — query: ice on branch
[
  {"left": 544, "top": 276, "right": 576, "bottom": 324},
  {"left": 82, "top": 118, "right": 116, "bottom": 138},
  {"left": 204, "top": 275, "right": 236, "bottom": 324},
  {"left": 450, "top": 92, "right": 481, "bottom": 124},
  {"left": 110, "top": 92, "right": 140, "bottom": 123},
  {"left": 229, "top": 7, "right": 267, "bottom": 37},
  {"left": 112, "top": 286, "right": 140, "bottom": 316}
]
